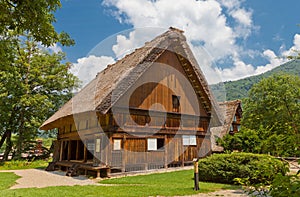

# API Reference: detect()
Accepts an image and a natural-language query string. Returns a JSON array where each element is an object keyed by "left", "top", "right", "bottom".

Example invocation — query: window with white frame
[
  {"left": 182, "top": 135, "right": 197, "bottom": 146},
  {"left": 113, "top": 139, "right": 122, "bottom": 150},
  {"left": 147, "top": 138, "right": 164, "bottom": 151},
  {"left": 95, "top": 138, "right": 101, "bottom": 153}
]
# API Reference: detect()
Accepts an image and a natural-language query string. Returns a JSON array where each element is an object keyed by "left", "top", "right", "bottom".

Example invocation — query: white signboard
[
  {"left": 113, "top": 139, "right": 121, "bottom": 150},
  {"left": 147, "top": 138, "right": 157, "bottom": 151}
]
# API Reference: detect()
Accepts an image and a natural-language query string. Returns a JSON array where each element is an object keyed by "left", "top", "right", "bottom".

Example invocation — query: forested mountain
[{"left": 211, "top": 60, "right": 300, "bottom": 101}]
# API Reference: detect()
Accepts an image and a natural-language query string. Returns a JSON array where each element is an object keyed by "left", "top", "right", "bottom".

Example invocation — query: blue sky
[{"left": 53, "top": 0, "right": 300, "bottom": 84}]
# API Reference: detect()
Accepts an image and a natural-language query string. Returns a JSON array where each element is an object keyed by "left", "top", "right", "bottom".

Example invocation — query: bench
[{"left": 53, "top": 161, "right": 110, "bottom": 178}]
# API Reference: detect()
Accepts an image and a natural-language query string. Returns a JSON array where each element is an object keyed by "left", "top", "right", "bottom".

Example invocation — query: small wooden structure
[
  {"left": 211, "top": 100, "right": 242, "bottom": 152},
  {"left": 40, "top": 27, "right": 222, "bottom": 177}
]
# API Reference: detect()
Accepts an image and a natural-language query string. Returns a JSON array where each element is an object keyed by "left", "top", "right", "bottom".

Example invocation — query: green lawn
[
  {"left": 0, "top": 170, "right": 240, "bottom": 197},
  {"left": 0, "top": 159, "right": 49, "bottom": 170},
  {"left": 0, "top": 172, "right": 20, "bottom": 190}
]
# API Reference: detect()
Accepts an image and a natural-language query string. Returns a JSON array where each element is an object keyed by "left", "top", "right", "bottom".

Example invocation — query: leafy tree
[
  {"left": 0, "top": 35, "right": 79, "bottom": 160},
  {"left": 0, "top": 0, "right": 77, "bottom": 160},
  {"left": 270, "top": 173, "right": 300, "bottom": 197},
  {"left": 221, "top": 74, "right": 300, "bottom": 157},
  {"left": 0, "top": 0, "right": 73, "bottom": 46},
  {"left": 243, "top": 73, "right": 300, "bottom": 135},
  {"left": 219, "top": 128, "right": 261, "bottom": 153}
]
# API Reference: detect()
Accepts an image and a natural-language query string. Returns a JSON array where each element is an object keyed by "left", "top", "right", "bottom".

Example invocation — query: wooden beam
[
  {"left": 164, "top": 134, "right": 168, "bottom": 169},
  {"left": 67, "top": 140, "right": 71, "bottom": 161},
  {"left": 76, "top": 140, "right": 79, "bottom": 160},
  {"left": 83, "top": 140, "right": 87, "bottom": 162},
  {"left": 122, "top": 135, "right": 126, "bottom": 172},
  {"left": 59, "top": 140, "right": 63, "bottom": 161}
]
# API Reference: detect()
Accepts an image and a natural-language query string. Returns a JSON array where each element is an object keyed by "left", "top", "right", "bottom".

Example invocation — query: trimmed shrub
[{"left": 198, "top": 152, "right": 289, "bottom": 185}]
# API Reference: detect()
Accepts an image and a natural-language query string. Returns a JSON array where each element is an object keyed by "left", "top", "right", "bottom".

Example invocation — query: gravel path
[
  {"left": 1, "top": 169, "right": 98, "bottom": 189},
  {"left": 179, "top": 189, "right": 248, "bottom": 196}
]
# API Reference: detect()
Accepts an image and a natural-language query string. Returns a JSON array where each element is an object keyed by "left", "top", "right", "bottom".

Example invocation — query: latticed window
[{"left": 172, "top": 95, "right": 180, "bottom": 112}]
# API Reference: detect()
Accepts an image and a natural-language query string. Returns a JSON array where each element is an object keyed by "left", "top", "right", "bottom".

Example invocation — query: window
[
  {"left": 147, "top": 138, "right": 164, "bottom": 151},
  {"left": 233, "top": 115, "right": 237, "bottom": 122},
  {"left": 113, "top": 139, "right": 122, "bottom": 150},
  {"left": 95, "top": 138, "right": 101, "bottom": 153},
  {"left": 86, "top": 140, "right": 95, "bottom": 160},
  {"left": 237, "top": 125, "right": 241, "bottom": 131},
  {"left": 182, "top": 135, "right": 197, "bottom": 146},
  {"left": 230, "top": 124, "right": 234, "bottom": 131},
  {"left": 172, "top": 95, "right": 180, "bottom": 112}
]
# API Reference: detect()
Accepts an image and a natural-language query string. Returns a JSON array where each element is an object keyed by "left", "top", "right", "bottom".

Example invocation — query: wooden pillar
[
  {"left": 83, "top": 139, "right": 87, "bottom": 162},
  {"left": 106, "top": 168, "right": 111, "bottom": 178},
  {"left": 96, "top": 170, "right": 100, "bottom": 179},
  {"left": 145, "top": 152, "right": 148, "bottom": 171},
  {"left": 122, "top": 135, "right": 126, "bottom": 172},
  {"left": 164, "top": 135, "right": 168, "bottom": 169},
  {"left": 67, "top": 140, "right": 71, "bottom": 161},
  {"left": 181, "top": 141, "right": 185, "bottom": 167},
  {"left": 59, "top": 140, "right": 63, "bottom": 161},
  {"left": 76, "top": 140, "right": 80, "bottom": 160}
]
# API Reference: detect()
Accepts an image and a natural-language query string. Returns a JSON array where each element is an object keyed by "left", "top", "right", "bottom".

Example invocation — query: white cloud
[
  {"left": 254, "top": 50, "right": 285, "bottom": 74},
  {"left": 86, "top": 0, "right": 296, "bottom": 84},
  {"left": 70, "top": 55, "right": 115, "bottom": 87},
  {"left": 48, "top": 43, "right": 62, "bottom": 53},
  {"left": 216, "top": 35, "right": 300, "bottom": 81},
  {"left": 112, "top": 28, "right": 165, "bottom": 58},
  {"left": 218, "top": 0, "right": 242, "bottom": 10},
  {"left": 282, "top": 34, "right": 300, "bottom": 57},
  {"left": 230, "top": 9, "right": 252, "bottom": 27},
  {"left": 104, "top": 0, "right": 240, "bottom": 61},
  {"left": 216, "top": 57, "right": 255, "bottom": 81},
  {"left": 102, "top": 0, "right": 258, "bottom": 83}
]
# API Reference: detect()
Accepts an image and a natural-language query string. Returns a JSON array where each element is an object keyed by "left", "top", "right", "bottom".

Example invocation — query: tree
[
  {"left": 220, "top": 74, "right": 300, "bottom": 157},
  {"left": 0, "top": 35, "right": 79, "bottom": 160},
  {"left": 243, "top": 73, "right": 300, "bottom": 135},
  {"left": 0, "top": 0, "right": 76, "bottom": 160},
  {"left": 219, "top": 128, "right": 261, "bottom": 153},
  {"left": 0, "top": 0, "right": 73, "bottom": 46}
]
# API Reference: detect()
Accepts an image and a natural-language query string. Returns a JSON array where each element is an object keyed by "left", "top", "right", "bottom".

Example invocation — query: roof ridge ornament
[{"left": 169, "top": 26, "right": 184, "bottom": 33}]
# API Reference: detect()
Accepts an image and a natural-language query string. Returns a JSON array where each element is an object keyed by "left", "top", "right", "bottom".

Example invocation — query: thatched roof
[
  {"left": 40, "top": 27, "right": 222, "bottom": 130},
  {"left": 211, "top": 100, "right": 242, "bottom": 152}
]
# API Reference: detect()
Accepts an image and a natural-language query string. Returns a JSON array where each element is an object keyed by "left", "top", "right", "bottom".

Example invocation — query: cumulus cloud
[
  {"left": 102, "top": 0, "right": 259, "bottom": 83},
  {"left": 70, "top": 0, "right": 295, "bottom": 85},
  {"left": 216, "top": 34, "right": 300, "bottom": 81},
  {"left": 112, "top": 28, "right": 165, "bottom": 58},
  {"left": 48, "top": 43, "right": 63, "bottom": 53},
  {"left": 70, "top": 55, "right": 115, "bottom": 87},
  {"left": 282, "top": 34, "right": 300, "bottom": 57},
  {"left": 103, "top": 0, "right": 241, "bottom": 61}
]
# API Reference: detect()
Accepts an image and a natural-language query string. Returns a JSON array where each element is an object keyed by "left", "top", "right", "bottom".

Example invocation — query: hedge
[{"left": 198, "top": 152, "right": 289, "bottom": 185}]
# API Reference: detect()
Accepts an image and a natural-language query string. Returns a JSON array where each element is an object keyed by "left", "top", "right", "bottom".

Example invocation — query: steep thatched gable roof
[
  {"left": 41, "top": 27, "right": 222, "bottom": 130},
  {"left": 211, "top": 99, "right": 242, "bottom": 152}
]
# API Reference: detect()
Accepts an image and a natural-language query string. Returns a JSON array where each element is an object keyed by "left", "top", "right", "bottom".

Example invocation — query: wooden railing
[{"left": 110, "top": 108, "right": 210, "bottom": 133}]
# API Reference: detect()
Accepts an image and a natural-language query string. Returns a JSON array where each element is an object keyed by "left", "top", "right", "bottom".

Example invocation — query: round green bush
[{"left": 198, "top": 153, "right": 289, "bottom": 185}]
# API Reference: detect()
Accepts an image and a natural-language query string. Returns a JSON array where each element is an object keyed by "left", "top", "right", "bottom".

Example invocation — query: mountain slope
[{"left": 211, "top": 60, "right": 300, "bottom": 101}]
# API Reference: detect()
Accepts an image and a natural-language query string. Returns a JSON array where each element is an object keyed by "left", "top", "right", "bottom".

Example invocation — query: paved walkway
[
  {"left": 1, "top": 169, "right": 98, "bottom": 189},
  {"left": 0, "top": 168, "right": 249, "bottom": 196}
]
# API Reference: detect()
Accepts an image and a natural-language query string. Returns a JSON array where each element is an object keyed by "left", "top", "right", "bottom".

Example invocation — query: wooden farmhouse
[
  {"left": 211, "top": 100, "right": 242, "bottom": 153},
  {"left": 40, "top": 27, "right": 223, "bottom": 178}
]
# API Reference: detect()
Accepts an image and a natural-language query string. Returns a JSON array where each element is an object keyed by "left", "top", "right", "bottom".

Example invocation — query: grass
[
  {"left": 0, "top": 159, "right": 50, "bottom": 170},
  {"left": 0, "top": 169, "right": 240, "bottom": 197},
  {"left": 0, "top": 172, "right": 20, "bottom": 190}
]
